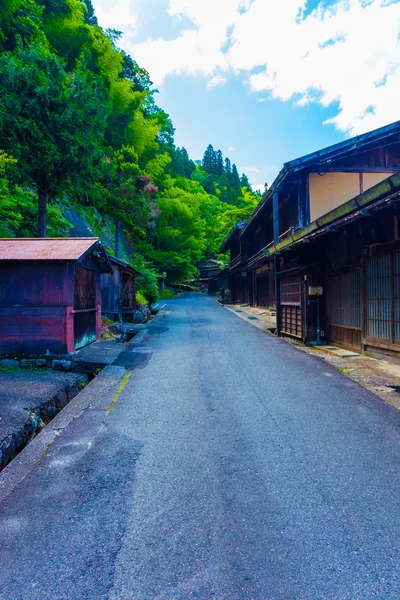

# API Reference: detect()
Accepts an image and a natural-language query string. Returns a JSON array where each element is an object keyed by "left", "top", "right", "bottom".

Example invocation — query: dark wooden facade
[
  {"left": 220, "top": 121, "right": 400, "bottom": 357},
  {"left": 197, "top": 259, "right": 223, "bottom": 292},
  {"left": 101, "top": 257, "right": 138, "bottom": 322},
  {"left": 207, "top": 269, "right": 229, "bottom": 295},
  {"left": 0, "top": 238, "right": 111, "bottom": 354}
]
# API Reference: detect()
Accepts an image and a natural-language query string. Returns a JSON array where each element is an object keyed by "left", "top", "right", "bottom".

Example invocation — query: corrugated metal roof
[{"left": 0, "top": 238, "right": 100, "bottom": 261}]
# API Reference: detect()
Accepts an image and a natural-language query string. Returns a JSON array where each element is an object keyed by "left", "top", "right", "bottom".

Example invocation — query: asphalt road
[{"left": 2, "top": 293, "right": 400, "bottom": 599}]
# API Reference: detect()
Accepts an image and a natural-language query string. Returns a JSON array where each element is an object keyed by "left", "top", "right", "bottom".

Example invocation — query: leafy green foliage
[
  {"left": 0, "top": 1, "right": 261, "bottom": 287},
  {"left": 159, "top": 286, "right": 176, "bottom": 300}
]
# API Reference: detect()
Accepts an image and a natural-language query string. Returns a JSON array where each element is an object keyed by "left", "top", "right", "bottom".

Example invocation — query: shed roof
[
  {"left": 0, "top": 238, "right": 101, "bottom": 261},
  {"left": 0, "top": 238, "right": 112, "bottom": 272},
  {"left": 109, "top": 255, "right": 140, "bottom": 275}
]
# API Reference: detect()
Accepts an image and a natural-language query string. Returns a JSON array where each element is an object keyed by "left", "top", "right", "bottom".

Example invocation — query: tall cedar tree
[
  {"left": 0, "top": 46, "right": 109, "bottom": 236},
  {"left": 216, "top": 150, "right": 224, "bottom": 177},
  {"left": 231, "top": 164, "right": 241, "bottom": 190},
  {"left": 202, "top": 144, "right": 216, "bottom": 174}
]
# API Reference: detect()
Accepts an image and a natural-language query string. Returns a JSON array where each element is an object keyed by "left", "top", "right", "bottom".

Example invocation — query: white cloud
[
  {"left": 126, "top": 0, "right": 251, "bottom": 84},
  {"left": 207, "top": 74, "right": 228, "bottom": 88},
  {"left": 241, "top": 0, "right": 400, "bottom": 134},
  {"left": 228, "top": 146, "right": 236, "bottom": 152},
  {"left": 122, "top": 0, "right": 399, "bottom": 135},
  {"left": 93, "top": 0, "right": 138, "bottom": 43},
  {"left": 240, "top": 166, "right": 259, "bottom": 173}
]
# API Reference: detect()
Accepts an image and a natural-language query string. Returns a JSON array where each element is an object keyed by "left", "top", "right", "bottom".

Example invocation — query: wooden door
[
  {"left": 280, "top": 272, "right": 303, "bottom": 339},
  {"left": 74, "top": 266, "right": 97, "bottom": 350},
  {"left": 325, "top": 269, "right": 361, "bottom": 351}
]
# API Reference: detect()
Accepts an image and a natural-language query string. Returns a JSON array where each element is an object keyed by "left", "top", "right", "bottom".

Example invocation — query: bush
[
  {"left": 136, "top": 291, "right": 148, "bottom": 305},
  {"left": 129, "top": 256, "right": 159, "bottom": 304},
  {"left": 159, "top": 286, "right": 175, "bottom": 300}
]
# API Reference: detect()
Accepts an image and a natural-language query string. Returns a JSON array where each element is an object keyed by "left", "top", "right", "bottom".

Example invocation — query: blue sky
[{"left": 92, "top": 0, "right": 400, "bottom": 190}]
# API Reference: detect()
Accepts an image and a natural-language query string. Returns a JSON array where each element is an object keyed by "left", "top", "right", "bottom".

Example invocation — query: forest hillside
[{"left": 0, "top": 0, "right": 261, "bottom": 299}]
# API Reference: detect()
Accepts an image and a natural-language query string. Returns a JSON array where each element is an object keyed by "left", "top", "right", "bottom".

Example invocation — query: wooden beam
[{"left": 273, "top": 190, "right": 280, "bottom": 245}]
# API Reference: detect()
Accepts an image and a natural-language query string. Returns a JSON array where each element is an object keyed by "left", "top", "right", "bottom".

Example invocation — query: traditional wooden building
[
  {"left": 101, "top": 256, "right": 138, "bottom": 322},
  {"left": 221, "top": 121, "right": 400, "bottom": 357},
  {"left": 207, "top": 268, "right": 229, "bottom": 295},
  {"left": 196, "top": 258, "right": 223, "bottom": 292},
  {"left": 0, "top": 238, "right": 112, "bottom": 355}
]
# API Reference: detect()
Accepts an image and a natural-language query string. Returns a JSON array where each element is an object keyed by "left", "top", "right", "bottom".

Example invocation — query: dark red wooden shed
[
  {"left": 101, "top": 256, "right": 139, "bottom": 323},
  {"left": 0, "top": 238, "right": 112, "bottom": 355}
]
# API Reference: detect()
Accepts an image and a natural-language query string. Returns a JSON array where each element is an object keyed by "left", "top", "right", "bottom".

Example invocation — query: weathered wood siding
[
  {"left": 101, "top": 265, "right": 122, "bottom": 316},
  {"left": 0, "top": 262, "right": 73, "bottom": 354}
]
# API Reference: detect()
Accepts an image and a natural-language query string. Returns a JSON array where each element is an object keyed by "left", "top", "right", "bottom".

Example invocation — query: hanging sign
[{"left": 309, "top": 286, "right": 323, "bottom": 296}]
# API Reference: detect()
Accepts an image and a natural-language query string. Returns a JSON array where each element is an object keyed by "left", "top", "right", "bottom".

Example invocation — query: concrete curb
[
  {"left": 223, "top": 304, "right": 276, "bottom": 333},
  {"left": 0, "top": 314, "right": 162, "bottom": 502},
  {"left": 0, "top": 364, "right": 127, "bottom": 502}
]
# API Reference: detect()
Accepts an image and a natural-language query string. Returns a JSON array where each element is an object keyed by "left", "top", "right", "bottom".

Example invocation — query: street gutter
[{"left": 0, "top": 328, "right": 150, "bottom": 502}]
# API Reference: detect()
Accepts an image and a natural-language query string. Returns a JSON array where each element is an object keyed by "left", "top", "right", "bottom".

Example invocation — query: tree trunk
[
  {"left": 38, "top": 187, "right": 47, "bottom": 238},
  {"left": 115, "top": 219, "right": 122, "bottom": 258}
]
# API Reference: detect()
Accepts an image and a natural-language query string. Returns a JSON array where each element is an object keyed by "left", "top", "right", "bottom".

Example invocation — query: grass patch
[
  {"left": 101, "top": 316, "right": 114, "bottom": 325},
  {"left": 159, "top": 286, "right": 175, "bottom": 300},
  {"left": 337, "top": 367, "right": 351, "bottom": 374}
]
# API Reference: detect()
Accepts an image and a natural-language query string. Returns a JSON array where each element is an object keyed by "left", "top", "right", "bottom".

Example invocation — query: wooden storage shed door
[
  {"left": 365, "top": 252, "right": 400, "bottom": 348},
  {"left": 74, "top": 266, "right": 97, "bottom": 350},
  {"left": 280, "top": 272, "right": 303, "bottom": 339},
  {"left": 325, "top": 270, "right": 361, "bottom": 351}
]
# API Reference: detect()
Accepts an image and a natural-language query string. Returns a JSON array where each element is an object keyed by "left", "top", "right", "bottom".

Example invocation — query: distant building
[{"left": 197, "top": 259, "right": 223, "bottom": 292}]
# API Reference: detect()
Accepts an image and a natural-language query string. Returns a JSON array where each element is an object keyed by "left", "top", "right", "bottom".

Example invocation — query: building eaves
[
  {"left": 240, "top": 120, "right": 400, "bottom": 239},
  {"left": 109, "top": 255, "right": 140, "bottom": 275},
  {"left": 284, "top": 120, "right": 400, "bottom": 173},
  {"left": 219, "top": 221, "right": 247, "bottom": 253},
  {"left": 263, "top": 171, "right": 400, "bottom": 260}
]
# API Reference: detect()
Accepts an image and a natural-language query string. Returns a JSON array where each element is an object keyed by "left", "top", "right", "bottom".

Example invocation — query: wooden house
[
  {"left": 197, "top": 259, "right": 223, "bottom": 292},
  {"left": 101, "top": 256, "right": 138, "bottom": 322},
  {"left": 0, "top": 238, "right": 112, "bottom": 355},
  {"left": 221, "top": 120, "right": 400, "bottom": 356}
]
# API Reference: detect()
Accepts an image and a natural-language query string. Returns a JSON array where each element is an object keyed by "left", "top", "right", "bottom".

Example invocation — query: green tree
[
  {"left": 82, "top": 0, "right": 98, "bottom": 25},
  {"left": 202, "top": 144, "right": 216, "bottom": 175},
  {"left": 230, "top": 163, "right": 241, "bottom": 191},
  {"left": 0, "top": 45, "right": 109, "bottom": 236},
  {"left": 240, "top": 173, "right": 251, "bottom": 190},
  {"left": 215, "top": 149, "right": 224, "bottom": 177}
]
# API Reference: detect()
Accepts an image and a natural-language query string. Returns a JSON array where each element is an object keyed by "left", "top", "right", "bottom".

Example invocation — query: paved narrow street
[{"left": 2, "top": 294, "right": 400, "bottom": 599}]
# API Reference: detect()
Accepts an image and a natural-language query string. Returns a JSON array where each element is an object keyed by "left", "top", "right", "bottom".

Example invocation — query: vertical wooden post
[
  {"left": 297, "top": 175, "right": 306, "bottom": 229},
  {"left": 273, "top": 190, "right": 280, "bottom": 245},
  {"left": 305, "top": 174, "right": 311, "bottom": 224},
  {"left": 361, "top": 249, "right": 366, "bottom": 352},
  {"left": 274, "top": 255, "right": 281, "bottom": 336}
]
